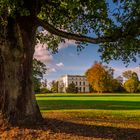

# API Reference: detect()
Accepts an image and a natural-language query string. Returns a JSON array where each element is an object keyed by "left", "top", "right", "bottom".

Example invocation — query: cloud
[
  {"left": 58, "top": 39, "right": 76, "bottom": 50},
  {"left": 45, "top": 67, "right": 56, "bottom": 76},
  {"left": 56, "top": 62, "right": 64, "bottom": 67},
  {"left": 48, "top": 68, "right": 56, "bottom": 73},
  {"left": 34, "top": 30, "right": 76, "bottom": 76},
  {"left": 34, "top": 43, "right": 53, "bottom": 64},
  {"left": 130, "top": 67, "right": 140, "bottom": 73},
  {"left": 113, "top": 66, "right": 140, "bottom": 78},
  {"left": 114, "top": 66, "right": 140, "bottom": 73},
  {"left": 34, "top": 42, "right": 66, "bottom": 75},
  {"left": 34, "top": 35, "right": 75, "bottom": 64}
]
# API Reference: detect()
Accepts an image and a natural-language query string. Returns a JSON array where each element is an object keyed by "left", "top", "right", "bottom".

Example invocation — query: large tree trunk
[{"left": 0, "top": 17, "right": 42, "bottom": 126}]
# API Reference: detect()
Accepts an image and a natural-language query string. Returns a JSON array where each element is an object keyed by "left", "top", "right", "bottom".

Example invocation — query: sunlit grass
[{"left": 36, "top": 93, "right": 140, "bottom": 121}]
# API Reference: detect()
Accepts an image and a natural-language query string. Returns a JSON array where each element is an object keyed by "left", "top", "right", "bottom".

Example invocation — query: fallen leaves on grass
[{"left": 0, "top": 112, "right": 140, "bottom": 140}]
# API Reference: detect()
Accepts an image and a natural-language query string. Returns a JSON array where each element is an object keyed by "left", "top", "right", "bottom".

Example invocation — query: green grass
[{"left": 36, "top": 93, "right": 140, "bottom": 121}]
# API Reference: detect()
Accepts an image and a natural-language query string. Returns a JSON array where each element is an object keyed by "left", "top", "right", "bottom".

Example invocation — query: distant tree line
[
  {"left": 86, "top": 62, "right": 140, "bottom": 93},
  {"left": 34, "top": 60, "right": 140, "bottom": 94}
]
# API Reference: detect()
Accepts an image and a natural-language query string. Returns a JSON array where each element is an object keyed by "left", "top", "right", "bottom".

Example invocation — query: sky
[
  {"left": 34, "top": 1, "right": 140, "bottom": 83},
  {"left": 34, "top": 40, "right": 140, "bottom": 83}
]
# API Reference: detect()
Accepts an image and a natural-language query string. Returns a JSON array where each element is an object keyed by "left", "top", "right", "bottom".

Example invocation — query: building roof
[{"left": 60, "top": 74, "right": 86, "bottom": 77}]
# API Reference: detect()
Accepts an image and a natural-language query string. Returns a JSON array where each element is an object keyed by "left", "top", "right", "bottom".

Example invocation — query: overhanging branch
[{"left": 36, "top": 18, "right": 114, "bottom": 44}]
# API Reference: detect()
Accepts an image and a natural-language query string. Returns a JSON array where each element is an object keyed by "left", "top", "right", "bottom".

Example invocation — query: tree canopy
[
  {"left": 123, "top": 70, "right": 139, "bottom": 93},
  {"left": 1, "top": 0, "right": 140, "bottom": 63},
  {"left": 124, "top": 78, "right": 139, "bottom": 93},
  {"left": 85, "top": 62, "right": 114, "bottom": 93},
  {"left": 0, "top": 0, "right": 140, "bottom": 125},
  {"left": 123, "top": 70, "right": 133, "bottom": 80}
]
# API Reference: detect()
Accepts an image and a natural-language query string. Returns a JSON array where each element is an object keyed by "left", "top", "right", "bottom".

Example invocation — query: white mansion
[{"left": 57, "top": 75, "right": 90, "bottom": 93}]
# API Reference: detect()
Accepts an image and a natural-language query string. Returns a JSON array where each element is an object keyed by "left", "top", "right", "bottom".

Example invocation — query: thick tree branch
[{"left": 36, "top": 18, "right": 115, "bottom": 44}]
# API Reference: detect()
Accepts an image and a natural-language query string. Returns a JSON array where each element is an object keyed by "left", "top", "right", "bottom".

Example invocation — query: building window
[
  {"left": 83, "top": 82, "right": 85, "bottom": 85},
  {"left": 76, "top": 87, "right": 78, "bottom": 92},
  {"left": 79, "top": 82, "right": 81, "bottom": 85},
  {"left": 83, "top": 87, "right": 85, "bottom": 92},
  {"left": 79, "top": 87, "right": 81, "bottom": 92},
  {"left": 75, "top": 81, "right": 77, "bottom": 85}
]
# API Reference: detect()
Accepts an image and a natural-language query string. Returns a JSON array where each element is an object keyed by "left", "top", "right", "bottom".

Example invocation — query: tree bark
[{"left": 0, "top": 17, "right": 42, "bottom": 126}]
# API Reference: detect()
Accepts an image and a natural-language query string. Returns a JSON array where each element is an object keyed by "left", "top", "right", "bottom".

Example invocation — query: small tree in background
[
  {"left": 51, "top": 81, "right": 59, "bottom": 93},
  {"left": 123, "top": 70, "right": 133, "bottom": 80},
  {"left": 33, "top": 59, "right": 47, "bottom": 93},
  {"left": 124, "top": 78, "right": 139, "bottom": 93},
  {"left": 108, "top": 79, "right": 120, "bottom": 92},
  {"left": 123, "top": 71, "right": 139, "bottom": 93},
  {"left": 109, "top": 76, "right": 124, "bottom": 92},
  {"left": 66, "top": 83, "right": 78, "bottom": 93}
]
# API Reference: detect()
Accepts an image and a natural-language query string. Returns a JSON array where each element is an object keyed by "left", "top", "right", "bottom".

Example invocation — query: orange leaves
[{"left": 85, "top": 62, "right": 113, "bottom": 93}]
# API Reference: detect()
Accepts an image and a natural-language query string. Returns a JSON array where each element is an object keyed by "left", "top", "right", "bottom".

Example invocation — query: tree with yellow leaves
[{"left": 86, "top": 62, "right": 114, "bottom": 93}]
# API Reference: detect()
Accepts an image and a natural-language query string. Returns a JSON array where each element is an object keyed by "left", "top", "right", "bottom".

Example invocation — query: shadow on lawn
[
  {"left": 26, "top": 118, "right": 140, "bottom": 139},
  {"left": 38, "top": 100, "right": 140, "bottom": 110}
]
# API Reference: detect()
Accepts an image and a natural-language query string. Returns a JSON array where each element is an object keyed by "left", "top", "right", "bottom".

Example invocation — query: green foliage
[
  {"left": 109, "top": 79, "right": 119, "bottom": 92},
  {"left": 66, "top": 83, "right": 78, "bottom": 93},
  {"left": 33, "top": 58, "right": 46, "bottom": 79},
  {"left": 124, "top": 78, "right": 139, "bottom": 93},
  {"left": 36, "top": 0, "right": 109, "bottom": 53},
  {"left": 51, "top": 81, "right": 58, "bottom": 93},
  {"left": 38, "top": 0, "right": 108, "bottom": 34},
  {"left": 37, "top": 1, "right": 139, "bottom": 63},
  {"left": 33, "top": 77, "right": 41, "bottom": 93},
  {"left": 123, "top": 71, "right": 139, "bottom": 93},
  {"left": 40, "top": 88, "right": 52, "bottom": 94},
  {"left": 99, "top": 1, "right": 140, "bottom": 63},
  {"left": 33, "top": 59, "right": 47, "bottom": 93},
  {"left": 0, "top": 0, "right": 140, "bottom": 63},
  {"left": 123, "top": 70, "right": 133, "bottom": 80},
  {"left": 0, "top": 0, "right": 29, "bottom": 21},
  {"left": 132, "top": 72, "right": 139, "bottom": 81},
  {"left": 137, "top": 84, "right": 140, "bottom": 92}
]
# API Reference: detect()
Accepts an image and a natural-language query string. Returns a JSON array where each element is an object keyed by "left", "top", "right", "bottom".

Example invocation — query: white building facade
[{"left": 57, "top": 75, "right": 90, "bottom": 93}]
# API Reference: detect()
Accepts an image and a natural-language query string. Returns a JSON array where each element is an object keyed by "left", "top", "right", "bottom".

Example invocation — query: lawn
[
  {"left": 1, "top": 93, "right": 140, "bottom": 140},
  {"left": 36, "top": 93, "right": 140, "bottom": 121}
]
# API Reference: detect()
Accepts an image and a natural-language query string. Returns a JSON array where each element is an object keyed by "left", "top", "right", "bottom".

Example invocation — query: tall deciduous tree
[
  {"left": 0, "top": 0, "right": 140, "bottom": 125},
  {"left": 86, "top": 62, "right": 114, "bottom": 93}
]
